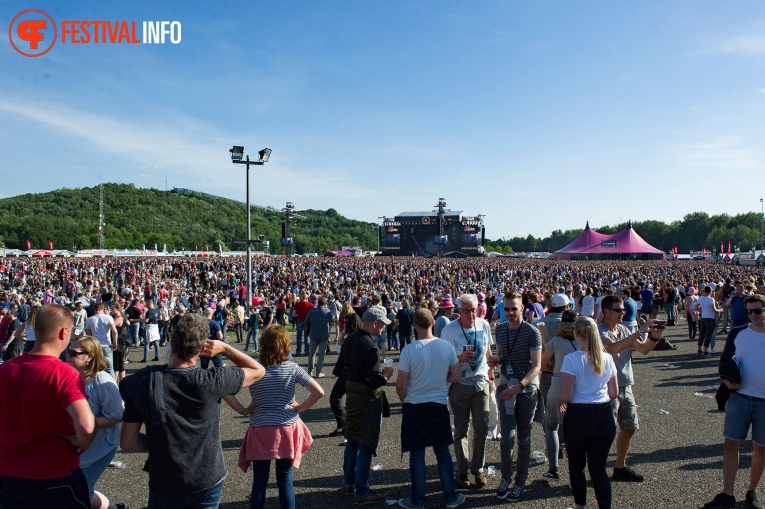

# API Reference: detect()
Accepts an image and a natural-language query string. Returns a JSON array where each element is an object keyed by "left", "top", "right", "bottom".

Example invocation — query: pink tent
[{"left": 553, "top": 222, "right": 665, "bottom": 260}]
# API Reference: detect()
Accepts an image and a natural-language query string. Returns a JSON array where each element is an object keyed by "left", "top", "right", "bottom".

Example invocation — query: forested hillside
[{"left": 0, "top": 184, "right": 377, "bottom": 253}]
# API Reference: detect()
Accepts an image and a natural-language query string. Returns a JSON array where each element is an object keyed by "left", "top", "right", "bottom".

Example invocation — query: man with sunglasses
[
  {"left": 493, "top": 291, "right": 541, "bottom": 503},
  {"left": 598, "top": 295, "right": 661, "bottom": 483},
  {"left": 441, "top": 294, "right": 494, "bottom": 491},
  {"left": 705, "top": 294, "right": 765, "bottom": 509}
]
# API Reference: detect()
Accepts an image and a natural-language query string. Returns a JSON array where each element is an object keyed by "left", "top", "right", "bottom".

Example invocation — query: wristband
[{"left": 649, "top": 336, "right": 660, "bottom": 343}]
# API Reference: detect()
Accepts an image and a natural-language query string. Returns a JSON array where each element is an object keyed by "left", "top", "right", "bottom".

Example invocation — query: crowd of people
[{"left": 0, "top": 254, "right": 764, "bottom": 509}]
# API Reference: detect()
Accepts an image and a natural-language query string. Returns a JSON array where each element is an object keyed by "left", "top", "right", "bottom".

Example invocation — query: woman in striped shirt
[{"left": 229, "top": 325, "right": 324, "bottom": 509}]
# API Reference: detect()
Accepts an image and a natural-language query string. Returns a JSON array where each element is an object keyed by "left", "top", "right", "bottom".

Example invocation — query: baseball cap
[
  {"left": 551, "top": 293, "right": 570, "bottom": 307},
  {"left": 362, "top": 307, "right": 391, "bottom": 324}
]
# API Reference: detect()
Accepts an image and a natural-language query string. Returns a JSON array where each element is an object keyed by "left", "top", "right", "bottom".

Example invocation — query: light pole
[
  {"left": 377, "top": 216, "right": 385, "bottom": 254},
  {"left": 230, "top": 146, "right": 271, "bottom": 315}
]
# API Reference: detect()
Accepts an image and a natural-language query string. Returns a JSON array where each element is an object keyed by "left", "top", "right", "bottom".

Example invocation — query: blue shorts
[
  {"left": 374, "top": 332, "right": 387, "bottom": 345},
  {"left": 81, "top": 446, "right": 118, "bottom": 497},
  {"left": 724, "top": 392, "right": 765, "bottom": 446}
]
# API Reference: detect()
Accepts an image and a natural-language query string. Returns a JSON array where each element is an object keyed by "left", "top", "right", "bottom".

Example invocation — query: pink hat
[
  {"left": 439, "top": 297, "right": 454, "bottom": 308},
  {"left": 477, "top": 292, "right": 485, "bottom": 301}
]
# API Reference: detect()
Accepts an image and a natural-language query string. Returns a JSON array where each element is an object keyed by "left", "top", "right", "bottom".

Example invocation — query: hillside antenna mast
[{"left": 98, "top": 183, "right": 105, "bottom": 249}]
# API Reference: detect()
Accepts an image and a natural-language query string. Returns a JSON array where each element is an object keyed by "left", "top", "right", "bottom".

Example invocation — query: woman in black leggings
[{"left": 558, "top": 317, "right": 618, "bottom": 509}]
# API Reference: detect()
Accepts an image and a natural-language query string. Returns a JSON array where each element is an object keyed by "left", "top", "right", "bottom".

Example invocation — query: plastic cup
[{"left": 488, "top": 355, "right": 500, "bottom": 368}]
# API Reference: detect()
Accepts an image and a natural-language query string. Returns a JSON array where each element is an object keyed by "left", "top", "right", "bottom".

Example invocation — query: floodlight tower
[{"left": 229, "top": 146, "right": 272, "bottom": 314}]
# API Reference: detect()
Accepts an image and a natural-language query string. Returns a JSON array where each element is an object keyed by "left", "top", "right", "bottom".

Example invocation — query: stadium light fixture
[
  {"left": 229, "top": 146, "right": 272, "bottom": 314},
  {"left": 230, "top": 146, "right": 244, "bottom": 161}
]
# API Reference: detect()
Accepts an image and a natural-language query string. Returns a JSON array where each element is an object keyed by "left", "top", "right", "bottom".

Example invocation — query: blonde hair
[
  {"left": 573, "top": 316, "right": 605, "bottom": 375},
  {"left": 72, "top": 336, "right": 106, "bottom": 379}
]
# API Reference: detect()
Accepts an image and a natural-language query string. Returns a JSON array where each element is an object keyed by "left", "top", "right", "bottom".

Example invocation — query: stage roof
[{"left": 394, "top": 210, "right": 465, "bottom": 221}]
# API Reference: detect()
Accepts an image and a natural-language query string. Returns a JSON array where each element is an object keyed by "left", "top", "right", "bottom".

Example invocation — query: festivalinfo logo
[{"left": 9, "top": 9, "right": 182, "bottom": 57}]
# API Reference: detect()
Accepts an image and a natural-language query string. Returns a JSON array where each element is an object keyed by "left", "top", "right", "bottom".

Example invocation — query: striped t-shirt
[
  {"left": 495, "top": 321, "right": 542, "bottom": 387},
  {"left": 248, "top": 361, "right": 312, "bottom": 427}
]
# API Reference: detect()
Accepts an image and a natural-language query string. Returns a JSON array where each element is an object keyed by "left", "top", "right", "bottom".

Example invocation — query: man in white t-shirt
[
  {"left": 396, "top": 308, "right": 464, "bottom": 509},
  {"left": 705, "top": 294, "right": 765, "bottom": 509},
  {"left": 85, "top": 302, "right": 118, "bottom": 378}
]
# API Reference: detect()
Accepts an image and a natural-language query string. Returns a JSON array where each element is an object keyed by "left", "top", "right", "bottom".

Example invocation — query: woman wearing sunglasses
[{"left": 66, "top": 336, "right": 128, "bottom": 509}]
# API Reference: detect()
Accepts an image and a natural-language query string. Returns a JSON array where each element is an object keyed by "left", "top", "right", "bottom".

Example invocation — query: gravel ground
[{"left": 98, "top": 313, "right": 757, "bottom": 509}]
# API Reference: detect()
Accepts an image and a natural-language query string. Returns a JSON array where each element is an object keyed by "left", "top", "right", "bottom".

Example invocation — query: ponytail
[{"left": 574, "top": 316, "right": 605, "bottom": 375}]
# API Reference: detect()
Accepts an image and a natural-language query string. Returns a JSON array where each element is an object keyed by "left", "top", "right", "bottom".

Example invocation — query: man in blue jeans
[
  {"left": 120, "top": 313, "right": 264, "bottom": 509},
  {"left": 395, "top": 308, "right": 465, "bottom": 509},
  {"left": 334, "top": 307, "right": 392, "bottom": 505}
]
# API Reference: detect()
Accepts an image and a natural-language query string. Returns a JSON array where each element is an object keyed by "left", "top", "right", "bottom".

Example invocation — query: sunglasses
[
  {"left": 459, "top": 308, "right": 476, "bottom": 313},
  {"left": 610, "top": 308, "right": 626, "bottom": 313},
  {"left": 504, "top": 307, "right": 520, "bottom": 312},
  {"left": 747, "top": 308, "right": 764, "bottom": 316},
  {"left": 66, "top": 349, "right": 89, "bottom": 357}
]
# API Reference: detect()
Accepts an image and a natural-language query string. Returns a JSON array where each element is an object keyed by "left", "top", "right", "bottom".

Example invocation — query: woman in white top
[{"left": 558, "top": 317, "right": 618, "bottom": 509}]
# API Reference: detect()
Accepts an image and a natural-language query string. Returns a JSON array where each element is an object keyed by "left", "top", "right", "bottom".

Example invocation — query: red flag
[
  {"left": 26, "top": 239, "right": 31, "bottom": 250},
  {"left": 48, "top": 240, "right": 53, "bottom": 250},
  {"left": 728, "top": 241, "right": 732, "bottom": 254},
  {"left": 720, "top": 242, "right": 724, "bottom": 253},
  {"left": 205, "top": 245, "right": 209, "bottom": 251}
]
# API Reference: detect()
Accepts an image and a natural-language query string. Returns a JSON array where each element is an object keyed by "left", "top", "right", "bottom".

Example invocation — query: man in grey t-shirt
[{"left": 598, "top": 295, "right": 661, "bottom": 484}]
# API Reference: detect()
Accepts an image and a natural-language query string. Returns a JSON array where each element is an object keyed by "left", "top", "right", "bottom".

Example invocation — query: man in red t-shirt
[
  {"left": 0, "top": 304, "right": 96, "bottom": 508},
  {"left": 293, "top": 293, "right": 315, "bottom": 356}
]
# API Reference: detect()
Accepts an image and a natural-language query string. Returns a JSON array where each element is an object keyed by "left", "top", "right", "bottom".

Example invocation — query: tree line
[{"left": 1, "top": 185, "right": 761, "bottom": 256}]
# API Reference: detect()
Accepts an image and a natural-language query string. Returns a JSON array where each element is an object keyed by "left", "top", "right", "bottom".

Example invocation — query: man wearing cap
[
  {"left": 334, "top": 306, "right": 393, "bottom": 505},
  {"left": 536, "top": 293, "right": 570, "bottom": 431},
  {"left": 441, "top": 293, "right": 494, "bottom": 490}
]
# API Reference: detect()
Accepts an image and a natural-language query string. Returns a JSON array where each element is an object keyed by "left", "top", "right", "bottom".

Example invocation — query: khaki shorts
[{"left": 612, "top": 385, "right": 639, "bottom": 431}]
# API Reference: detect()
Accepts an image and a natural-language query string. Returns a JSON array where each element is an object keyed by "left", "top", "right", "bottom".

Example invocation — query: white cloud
[
  {"left": 668, "top": 136, "right": 757, "bottom": 170},
  {"left": 0, "top": 97, "right": 374, "bottom": 211},
  {"left": 703, "top": 30, "right": 765, "bottom": 56}
]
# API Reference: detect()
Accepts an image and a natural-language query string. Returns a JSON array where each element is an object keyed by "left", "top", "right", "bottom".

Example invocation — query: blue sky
[{"left": 2, "top": 1, "right": 764, "bottom": 241}]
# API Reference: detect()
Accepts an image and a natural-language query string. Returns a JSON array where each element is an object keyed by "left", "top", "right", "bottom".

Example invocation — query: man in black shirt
[
  {"left": 120, "top": 313, "right": 264, "bottom": 508},
  {"left": 143, "top": 300, "right": 161, "bottom": 362},
  {"left": 333, "top": 307, "right": 392, "bottom": 505}
]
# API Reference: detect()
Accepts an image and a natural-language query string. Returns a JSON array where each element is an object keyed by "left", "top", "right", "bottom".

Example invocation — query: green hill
[{"left": 0, "top": 184, "right": 377, "bottom": 253}]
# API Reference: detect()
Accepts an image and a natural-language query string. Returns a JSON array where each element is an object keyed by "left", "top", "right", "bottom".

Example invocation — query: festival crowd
[{"left": 0, "top": 255, "right": 764, "bottom": 509}]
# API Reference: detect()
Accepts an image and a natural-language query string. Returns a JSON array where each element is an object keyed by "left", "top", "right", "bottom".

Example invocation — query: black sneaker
[
  {"left": 339, "top": 485, "right": 354, "bottom": 496},
  {"left": 506, "top": 484, "right": 524, "bottom": 503},
  {"left": 703, "top": 492, "right": 736, "bottom": 508},
  {"left": 541, "top": 469, "right": 560, "bottom": 482},
  {"left": 748, "top": 490, "right": 764, "bottom": 509},
  {"left": 612, "top": 466, "right": 644, "bottom": 482}
]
